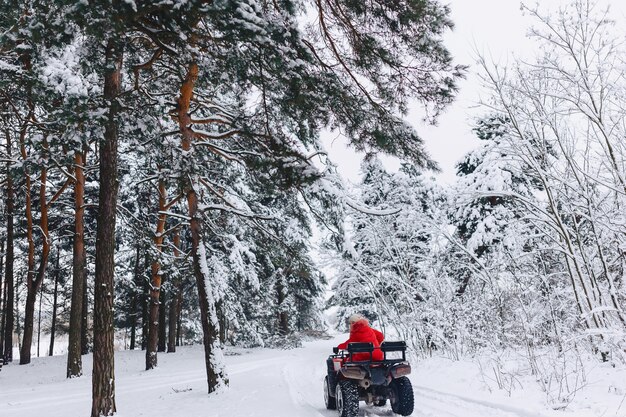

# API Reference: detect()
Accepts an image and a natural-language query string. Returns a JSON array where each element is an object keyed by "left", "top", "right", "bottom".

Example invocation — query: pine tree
[
  {"left": 330, "top": 156, "right": 443, "bottom": 343},
  {"left": 449, "top": 115, "right": 541, "bottom": 296}
]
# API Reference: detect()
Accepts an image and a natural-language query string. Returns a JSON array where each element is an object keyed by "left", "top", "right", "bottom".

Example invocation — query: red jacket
[{"left": 338, "top": 321, "right": 384, "bottom": 361}]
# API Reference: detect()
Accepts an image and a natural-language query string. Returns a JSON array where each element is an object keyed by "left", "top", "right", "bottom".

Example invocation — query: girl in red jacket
[{"left": 337, "top": 314, "right": 384, "bottom": 361}]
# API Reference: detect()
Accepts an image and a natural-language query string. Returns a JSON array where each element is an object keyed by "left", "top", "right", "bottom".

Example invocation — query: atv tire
[
  {"left": 390, "top": 376, "right": 414, "bottom": 416},
  {"left": 336, "top": 380, "right": 359, "bottom": 417},
  {"left": 324, "top": 376, "right": 336, "bottom": 410}
]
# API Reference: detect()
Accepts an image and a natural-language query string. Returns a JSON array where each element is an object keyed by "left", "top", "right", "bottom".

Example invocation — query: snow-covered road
[{"left": 0, "top": 337, "right": 571, "bottom": 417}]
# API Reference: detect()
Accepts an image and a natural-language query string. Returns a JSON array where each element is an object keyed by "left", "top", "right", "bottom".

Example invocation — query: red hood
[{"left": 350, "top": 321, "right": 369, "bottom": 335}]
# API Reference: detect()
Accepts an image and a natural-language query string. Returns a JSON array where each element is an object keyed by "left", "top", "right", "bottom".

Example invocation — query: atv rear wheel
[
  {"left": 336, "top": 380, "right": 359, "bottom": 417},
  {"left": 324, "top": 376, "right": 336, "bottom": 409},
  {"left": 390, "top": 376, "right": 414, "bottom": 416}
]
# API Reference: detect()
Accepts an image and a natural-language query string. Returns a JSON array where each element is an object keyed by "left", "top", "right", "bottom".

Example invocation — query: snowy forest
[{"left": 1, "top": 0, "right": 626, "bottom": 417}]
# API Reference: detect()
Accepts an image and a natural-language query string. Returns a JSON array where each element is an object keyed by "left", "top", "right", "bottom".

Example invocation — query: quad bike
[{"left": 324, "top": 341, "right": 414, "bottom": 417}]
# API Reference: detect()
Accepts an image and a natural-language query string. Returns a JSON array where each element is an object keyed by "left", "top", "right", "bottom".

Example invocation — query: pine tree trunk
[
  {"left": 0, "top": 273, "right": 6, "bottom": 365},
  {"left": 176, "top": 303, "right": 182, "bottom": 347},
  {"left": 219, "top": 301, "right": 227, "bottom": 344},
  {"left": 167, "top": 230, "right": 181, "bottom": 353},
  {"left": 0, "top": 238, "right": 4, "bottom": 359},
  {"left": 34, "top": 162, "right": 51, "bottom": 360},
  {"left": 276, "top": 275, "right": 289, "bottom": 335},
  {"left": 15, "top": 274, "right": 21, "bottom": 352},
  {"left": 37, "top": 281, "right": 44, "bottom": 358},
  {"left": 18, "top": 103, "right": 36, "bottom": 365},
  {"left": 167, "top": 292, "right": 179, "bottom": 353},
  {"left": 130, "top": 245, "right": 141, "bottom": 351},
  {"left": 20, "top": 289, "right": 36, "bottom": 363},
  {"left": 141, "top": 271, "right": 149, "bottom": 350},
  {"left": 20, "top": 135, "right": 50, "bottom": 365},
  {"left": 189, "top": 214, "right": 227, "bottom": 392},
  {"left": 91, "top": 38, "right": 122, "bottom": 417},
  {"left": 158, "top": 288, "right": 167, "bottom": 353},
  {"left": 49, "top": 250, "right": 60, "bottom": 357},
  {"left": 20, "top": 137, "right": 50, "bottom": 365},
  {"left": 178, "top": 62, "right": 227, "bottom": 393},
  {"left": 68, "top": 149, "right": 86, "bottom": 376},
  {"left": 81, "top": 265, "right": 89, "bottom": 355},
  {"left": 146, "top": 180, "right": 167, "bottom": 369},
  {"left": 3, "top": 141, "right": 14, "bottom": 363}
]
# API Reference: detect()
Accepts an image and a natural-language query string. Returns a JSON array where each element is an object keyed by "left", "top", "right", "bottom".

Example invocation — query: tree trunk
[
  {"left": 158, "top": 288, "right": 167, "bottom": 353},
  {"left": 21, "top": 289, "right": 36, "bottom": 363},
  {"left": 68, "top": 149, "right": 86, "bottom": 376},
  {"left": 15, "top": 274, "right": 21, "bottom": 352},
  {"left": 146, "top": 179, "right": 167, "bottom": 369},
  {"left": 81, "top": 261, "right": 89, "bottom": 355},
  {"left": 37, "top": 278, "right": 44, "bottom": 358},
  {"left": 18, "top": 105, "right": 35, "bottom": 364},
  {"left": 130, "top": 245, "right": 141, "bottom": 350},
  {"left": 3, "top": 138, "right": 14, "bottom": 363},
  {"left": 176, "top": 303, "right": 182, "bottom": 347},
  {"left": 276, "top": 273, "right": 289, "bottom": 335},
  {"left": 35, "top": 147, "right": 52, "bottom": 361},
  {"left": 189, "top": 211, "right": 227, "bottom": 392},
  {"left": 91, "top": 38, "right": 122, "bottom": 417},
  {"left": 167, "top": 291, "right": 179, "bottom": 353},
  {"left": 37, "top": 140, "right": 52, "bottom": 358},
  {"left": 167, "top": 231, "right": 181, "bottom": 353},
  {"left": 0, "top": 238, "right": 4, "bottom": 358},
  {"left": 178, "top": 62, "right": 228, "bottom": 393},
  {"left": 217, "top": 300, "right": 226, "bottom": 344},
  {"left": 16, "top": 50, "right": 35, "bottom": 365},
  {"left": 49, "top": 250, "right": 60, "bottom": 356},
  {"left": 20, "top": 135, "right": 50, "bottom": 365},
  {"left": 141, "top": 251, "right": 149, "bottom": 351},
  {"left": 0, "top": 267, "right": 6, "bottom": 364}
]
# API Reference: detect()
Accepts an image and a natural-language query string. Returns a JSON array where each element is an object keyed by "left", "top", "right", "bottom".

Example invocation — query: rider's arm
[
  {"left": 337, "top": 338, "right": 351, "bottom": 350},
  {"left": 373, "top": 329, "right": 384, "bottom": 343}
]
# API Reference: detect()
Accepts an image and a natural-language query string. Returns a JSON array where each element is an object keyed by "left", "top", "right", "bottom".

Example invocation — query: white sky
[{"left": 322, "top": 0, "right": 626, "bottom": 185}]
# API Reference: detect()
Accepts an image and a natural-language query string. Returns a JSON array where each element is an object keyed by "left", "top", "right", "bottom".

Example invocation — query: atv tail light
[
  {"left": 391, "top": 364, "right": 411, "bottom": 378},
  {"left": 340, "top": 366, "right": 366, "bottom": 380}
]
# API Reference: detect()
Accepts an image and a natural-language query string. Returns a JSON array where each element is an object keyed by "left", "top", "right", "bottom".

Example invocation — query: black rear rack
[
  {"left": 341, "top": 341, "right": 407, "bottom": 362},
  {"left": 346, "top": 342, "right": 374, "bottom": 361},
  {"left": 381, "top": 341, "right": 407, "bottom": 361}
]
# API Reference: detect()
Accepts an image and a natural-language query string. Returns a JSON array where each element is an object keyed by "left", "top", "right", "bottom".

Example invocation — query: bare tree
[{"left": 477, "top": 0, "right": 626, "bottom": 355}]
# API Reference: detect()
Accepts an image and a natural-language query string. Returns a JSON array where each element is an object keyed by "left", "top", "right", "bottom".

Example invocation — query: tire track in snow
[
  {"left": 282, "top": 352, "right": 333, "bottom": 417},
  {"left": 413, "top": 386, "right": 551, "bottom": 417},
  {"left": 364, "top": 386, "right": 537, "bottom": 417}
]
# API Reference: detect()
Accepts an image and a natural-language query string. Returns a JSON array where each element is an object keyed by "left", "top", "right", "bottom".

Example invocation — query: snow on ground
[
  {"left": 1, "top": 336, "right": 626, "bottom": 417},
  {"left": 411, "top": 352, "right": 626, "bottom": 417}
]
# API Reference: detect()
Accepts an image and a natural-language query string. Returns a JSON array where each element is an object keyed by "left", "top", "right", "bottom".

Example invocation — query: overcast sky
[{"left": 322, "top": 0, "right": 626, "bottom": 185}]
